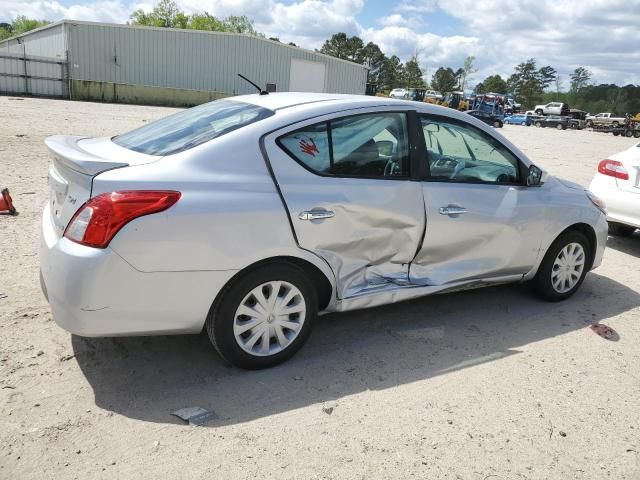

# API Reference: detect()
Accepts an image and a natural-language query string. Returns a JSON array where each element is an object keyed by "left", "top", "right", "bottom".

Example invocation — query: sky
[{"left": 2, "top": 0, "right": 639, "bottom": 87}]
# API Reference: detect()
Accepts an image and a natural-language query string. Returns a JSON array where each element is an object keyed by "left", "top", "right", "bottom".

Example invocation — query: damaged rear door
[{"left": 263, "top": 109, "right": 425, "bottom": 299}]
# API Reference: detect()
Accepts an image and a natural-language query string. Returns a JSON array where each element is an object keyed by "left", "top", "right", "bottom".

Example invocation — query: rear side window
[
  {"left": 278, "top": 112, "right": 409, "bottom": 178},
  {"left": 114, "top": 99, "right": 274, "bottom": 156}
]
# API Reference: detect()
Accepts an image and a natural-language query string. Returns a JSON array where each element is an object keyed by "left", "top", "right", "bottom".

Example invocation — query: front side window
[
  {"left": 114, "top": 99, "right": 274, "bottom": 156},
  {"left": 421, "top": 115, "right": 520, "bottom": 184},
  {"left": 278, "top": 112, "right": 409, "bottom": 178}
]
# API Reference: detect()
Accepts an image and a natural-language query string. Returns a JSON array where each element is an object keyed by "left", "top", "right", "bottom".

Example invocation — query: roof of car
[{"left": 232, "top": 92, "right": 407, "bottom": 111}]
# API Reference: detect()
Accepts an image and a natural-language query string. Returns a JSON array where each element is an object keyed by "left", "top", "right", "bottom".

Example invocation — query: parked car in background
[
  {"left": 543, "top": 115, "right": 569, "bottom": 130},
  {"left": 506, "top": 97, "right": 522, "bottom": 113},
  {"left": 389, "top": 88, "right": 408, "bottom": 99},
  {"left": 424, "top": 89, "right": 443, "bottom": 100},
  {"left": 589, "top": 142, "right": 640, "bottom": 236},
  {"left": 568, "top": 109, "right": 587, "bottom": 130},
  {"left": 534, "top": 102, "right": 570, "bottom": 116},
  {"left": 586, "top": 112, "right": 626, "bottom": 128},
  {"left": 40, "top": 93, "right": 607, "bottom": 369},
  {"left": 503, "top": 113, "right": 529, "bottom": 125}
]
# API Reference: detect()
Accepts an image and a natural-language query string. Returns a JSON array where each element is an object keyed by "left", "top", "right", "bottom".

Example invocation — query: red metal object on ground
[{"left": 0, "top": 188, "right": 17, "bottom": 215}]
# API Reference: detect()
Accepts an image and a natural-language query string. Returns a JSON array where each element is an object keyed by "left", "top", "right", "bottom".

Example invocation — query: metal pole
[{"left": 22, "top": 42, "right": 29, "bottom": 95}]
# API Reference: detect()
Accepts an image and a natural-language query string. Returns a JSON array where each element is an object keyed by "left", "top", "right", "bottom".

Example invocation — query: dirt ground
[{"left": 1, "top": 96, "right": 639, "bottom": 480}]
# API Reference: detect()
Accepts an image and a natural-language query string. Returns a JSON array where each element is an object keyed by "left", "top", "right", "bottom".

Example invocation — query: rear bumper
[
  {"left": 40, "top": 204, "right": 238, "bottom": 337},
  {"left": 590, "top": 175, "right": 640, "bottom": 229}
]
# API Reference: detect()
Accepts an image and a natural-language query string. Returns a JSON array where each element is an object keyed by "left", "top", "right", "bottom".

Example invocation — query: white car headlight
[{"left": 586, "top": 190, "right": 607, "bottom": 215}]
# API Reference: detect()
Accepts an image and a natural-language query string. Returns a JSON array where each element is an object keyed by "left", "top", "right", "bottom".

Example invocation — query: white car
[
  {"left": 389, "top": 88, "right": 408, "bottom": 99},
  {"left": 41, "top": 92, "right": 607, "bottom": 369},
  {"left": 534, "top": 102, "right": 567, "bottom": 116},
  {"left": 424, "top": 89, "right": 443, "bottom": 100},
  {"left": 589, "top": 142, "right": 640, "bottom": 236}
]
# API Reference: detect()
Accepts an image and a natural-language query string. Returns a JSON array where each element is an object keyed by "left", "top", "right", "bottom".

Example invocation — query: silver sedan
[{"left": 40, "top": 93, "right": 607, "bottom": 368}]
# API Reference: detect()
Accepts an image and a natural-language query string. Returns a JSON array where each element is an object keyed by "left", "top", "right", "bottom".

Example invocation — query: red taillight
[
  {"left": 64, "top": 190, "right": 181, "bottom": 248},
  {"left": 598, "top": 159, "right": 629, "bottom": 180}
]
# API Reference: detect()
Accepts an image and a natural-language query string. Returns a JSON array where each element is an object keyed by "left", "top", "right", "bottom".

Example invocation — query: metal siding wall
[
  {"left": 0, "top": 53, "right": 65, "bottom": 96},
  {"left": 0, "top": 24, "right": 66, "bottom": 58},
  {"left": 66, "top": 23, "right": 367, "bottom": 96}
]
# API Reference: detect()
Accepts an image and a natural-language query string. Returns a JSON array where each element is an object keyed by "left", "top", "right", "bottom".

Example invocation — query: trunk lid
[
  {"left": 45, "top": 135, "right": 159, "bottom": 234},
  {"left": 612, "top": 143, "right": 640, "bottom": 193}
]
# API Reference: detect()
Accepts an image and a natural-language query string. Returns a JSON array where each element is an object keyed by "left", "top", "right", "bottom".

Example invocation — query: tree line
[{"left": 2, "top": 1, "right": 638, "bottom": 114}]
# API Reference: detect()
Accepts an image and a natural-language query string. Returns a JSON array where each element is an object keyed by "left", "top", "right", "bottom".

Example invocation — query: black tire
[
  {"left": 205, "top": 262, "right": 318, "bottom": 369},
  {"left": 493, "top": 120, "right": 503, "bottom": 128},
  {"left": 556, "top": 123, "right": 564, "bottom": 130},
  {"left": 531, "top": 231, "right": 591, "bottom": 302},
  {"left": 608, "top": 222, "right": 636, "bottom": 237},
  {"left": 634, "top": 130, "right": 640, "bottom": 138},
  {"left": 624, "top": 129, "right": 633, "bottom": 138},
  {"left": 535, "top": 121, "right": 542, "bottom": 128},
  {"left": 612, "top": 121, "right": 619, "bottom": 127},
  {"left": 535, "top": 109, "right": 543, "bottom": 115},
  {"left": 613, "top": 132, "right": 620, "bottom": 136}
]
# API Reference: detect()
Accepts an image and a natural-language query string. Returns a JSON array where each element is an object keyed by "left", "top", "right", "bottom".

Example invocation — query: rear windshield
[{"left": 113, "top": 99, "right": 274, "bottom": 156}]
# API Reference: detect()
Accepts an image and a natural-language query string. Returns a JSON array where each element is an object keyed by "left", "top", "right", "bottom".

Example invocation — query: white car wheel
[
  {"left": 205, "top": 262, "right": 318, "bottom": 369},
  {"left": 550, "top": 242, "right": 585, "bottom": 293},
  {"left": 531, "top": 231, "right": 590, "bottom": 301},
  {"left": 233, "top": 281, "right": 306, "bottom": 357}
]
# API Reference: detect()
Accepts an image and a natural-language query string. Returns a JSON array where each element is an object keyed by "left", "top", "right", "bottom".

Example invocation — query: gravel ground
[{"left": 1, "top": 96, "right": 639, "bottom": 480}]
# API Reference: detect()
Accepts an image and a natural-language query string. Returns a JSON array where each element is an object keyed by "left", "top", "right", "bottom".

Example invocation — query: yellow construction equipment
[{"left": 424, "top": 91, "right": 469, "bottom": 111}]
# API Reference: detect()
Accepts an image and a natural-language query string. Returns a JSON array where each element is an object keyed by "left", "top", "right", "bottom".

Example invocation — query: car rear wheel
[
  {"left": 556, "top": 123, "right": 564, "bottom": 130},
  {"left": 608, "top": 222, "right": 636, "bottom": 237},
  {"left": 531, "top": 231, "right": 590, "bottom": 301},
  {"left": 205, "top": 262, "right": 318, "bottom": 369},
  {"left": 634, "top": 131, "right": 640, "bottom": 138},
  {"left": 535, "top": 121, "right": 542, "bottom": 128}
]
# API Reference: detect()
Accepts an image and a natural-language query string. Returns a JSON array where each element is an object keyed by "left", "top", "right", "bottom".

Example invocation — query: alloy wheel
[{"left": 551, "top": 242, "right": 585, "bottom": 293}]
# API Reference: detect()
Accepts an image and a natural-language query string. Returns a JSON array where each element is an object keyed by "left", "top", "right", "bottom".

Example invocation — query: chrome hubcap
[
  {"left": 233, "top": 281, "right": 306, "bottom": 357},
  {"left": 551, "top": 242, "right": 585, "bottom": 293}
]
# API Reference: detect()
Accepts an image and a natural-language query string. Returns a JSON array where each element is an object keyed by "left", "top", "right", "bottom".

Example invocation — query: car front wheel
[
  {"left": 206, "top": 262, "right": 318, "bottom": 369},
  {"left": 531, "top": 231, "right": 590, "bottom": 301}
]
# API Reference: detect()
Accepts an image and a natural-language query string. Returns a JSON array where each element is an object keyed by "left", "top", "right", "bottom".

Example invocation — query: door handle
[
  {"left": 298, "top": 210, "right": 335, "bottom": 221},
  {"left": 439, "top": 206, "right": 468, "bottom": 215}
]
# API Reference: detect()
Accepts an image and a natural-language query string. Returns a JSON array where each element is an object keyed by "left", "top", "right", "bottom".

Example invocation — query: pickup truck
[
  {"left": 585, "top": 113, "right": 626, "bottom": 128},
  {"left": 533, "top": 102, "right": 570, "bottom": 116}
]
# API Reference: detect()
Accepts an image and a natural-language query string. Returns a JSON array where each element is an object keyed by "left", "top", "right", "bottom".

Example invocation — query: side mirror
[{"left": 527, "top": 164, "right": 545, "bottom": 186}]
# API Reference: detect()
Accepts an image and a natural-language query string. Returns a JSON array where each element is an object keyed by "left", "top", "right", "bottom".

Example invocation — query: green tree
[
  {"left": 509, "top": 58, "right": 544, "bottom": 107},
  {"left": 130, "top": 1, "right": 261, "bottom": 36},
  {"left": 402, "top": 55, "right": 426, "bottom": 88},
  {"left": 223, "top": 15, "right": 259, "bottom": 35},
  {"left": 319, "top": 33, "right": 363, "bottom": 62},
  {"left": 537, "top": 65, "right": 557, "bottom": 90},
  {"left": 477, "top": 74, "right": 507, "bottom": 94},
  {"left": 378, "top": 55, "right": 404, "bottom": 90},
  {"left": 357, "top": 42, "right": 385, "bottom": 85},
  {"left": 130, "top": 0, "right": 188, "bottom": 27},
  {"left": 0, "top": 16, "right": 50, "bottom": 40},
  {"left": 569, "top": 67, "right": 592, "bottom": 93},
  {"left": 187, "top": 12, "right": 226, "bottom": 31},
  {"left": 431, "top": 67, "right": 457, "bottom": 93},
  {"left": 458, "top": 55, "right": 477, "bottom": 91}
]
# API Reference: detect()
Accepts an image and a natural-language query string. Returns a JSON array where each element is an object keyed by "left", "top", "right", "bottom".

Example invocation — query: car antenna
[{"left": 237, "top": 74, "right": 268, "bottom": 95}]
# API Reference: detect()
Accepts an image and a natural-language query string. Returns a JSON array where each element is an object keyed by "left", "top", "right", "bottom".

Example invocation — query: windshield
[{"left": 113, "top": 99, "right": 274, "bottom": 156}]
